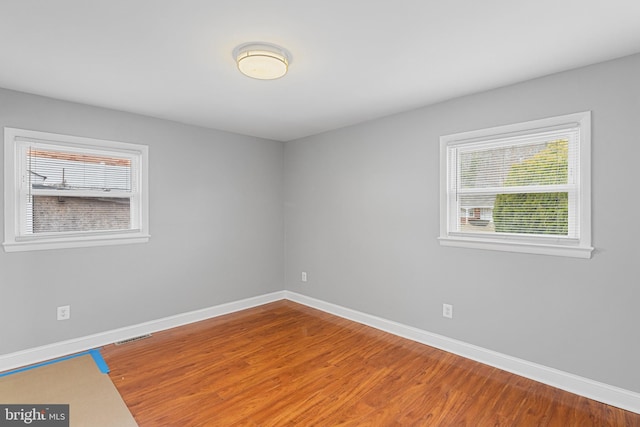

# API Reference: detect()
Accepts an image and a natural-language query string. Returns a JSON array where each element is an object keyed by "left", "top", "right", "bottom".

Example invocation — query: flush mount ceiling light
[{"left": 233, "top": 42, "right": 291, "bottom": 80}]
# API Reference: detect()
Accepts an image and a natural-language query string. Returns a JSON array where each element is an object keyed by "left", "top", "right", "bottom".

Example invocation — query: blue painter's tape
[
  {"left": 89, "top": 348, "right": 110, "bottom": 374},
  {"left": 0, "top": 348, "right": 110, "bottom": 378}
]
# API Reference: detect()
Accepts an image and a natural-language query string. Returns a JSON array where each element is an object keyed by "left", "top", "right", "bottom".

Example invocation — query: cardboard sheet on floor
[{"left": 0, "top": 353, "right": 137, "bottom": 426}]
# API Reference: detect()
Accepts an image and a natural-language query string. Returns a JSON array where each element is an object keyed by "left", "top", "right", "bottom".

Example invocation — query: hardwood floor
[{"left": 101, "top": 300, "right": 639, "bottom": 426}]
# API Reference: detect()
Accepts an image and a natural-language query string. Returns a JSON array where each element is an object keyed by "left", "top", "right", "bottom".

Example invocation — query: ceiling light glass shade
[{"left": 233, "top": 42, "right": 291, "bottom": 80}]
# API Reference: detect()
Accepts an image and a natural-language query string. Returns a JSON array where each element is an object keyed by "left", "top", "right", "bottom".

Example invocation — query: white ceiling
[{"left": 1, "top": 1, "right": 640, "bottom": 142}]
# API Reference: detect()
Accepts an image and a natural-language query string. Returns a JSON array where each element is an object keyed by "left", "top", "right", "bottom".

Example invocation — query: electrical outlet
[
  {"left": 442, "top": 303, "right": 453, "bottom": 319},
  {"left": 301, "top": 271, "right": 308, "bottom": 282},
  {"left": 57, "top": 305, "right": 70, "bottom": 321}
]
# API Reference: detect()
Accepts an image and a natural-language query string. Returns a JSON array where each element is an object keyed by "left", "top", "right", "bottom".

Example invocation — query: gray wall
[
  {"left": 0, "top": 88, "right": 284, "bottom": 354},
  {"left": 284, "top": 53, "right": 640, "bottom": 393}
]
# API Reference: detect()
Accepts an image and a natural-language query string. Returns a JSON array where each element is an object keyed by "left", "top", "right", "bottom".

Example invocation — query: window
[
  {"left": 439, "top": 112, "right": 592, "bottom": 258},
  {"left": 3, "top": 128, "right": 149, "bottom": 252}
]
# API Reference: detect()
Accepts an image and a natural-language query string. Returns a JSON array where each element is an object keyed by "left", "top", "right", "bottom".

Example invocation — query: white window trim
[
  {"left": 3, "top": 128, "right": 150, "bottom": 252},
  {"left": 439, "top": 112, "right": 593, "bottom": 259}
]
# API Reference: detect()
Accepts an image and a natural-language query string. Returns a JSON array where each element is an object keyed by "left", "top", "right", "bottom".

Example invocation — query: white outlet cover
[
  {"left": 443, "top": 303, "right": 453, "bottom": 319},
  {"left": 57, "top": 305, "right": 70, "bottom": 320}
]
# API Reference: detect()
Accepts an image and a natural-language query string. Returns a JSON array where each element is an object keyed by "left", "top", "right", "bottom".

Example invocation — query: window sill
[
  {"left": 3, "top": 233, "right": 150, "bottom": 252},
  {"left": 438, "top": 235, "right": 593, "bottom": 259}
]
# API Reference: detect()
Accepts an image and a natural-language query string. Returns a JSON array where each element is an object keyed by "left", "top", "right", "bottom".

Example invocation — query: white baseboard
[
  {"left": 2, "top": 289, "right": 638, "bottom": 415},
  {"left": 0, "top": 291, "right": 285, "bottom": 374},
  {"left": 284, "top": 291, "right": 640, "bottom": 415}
]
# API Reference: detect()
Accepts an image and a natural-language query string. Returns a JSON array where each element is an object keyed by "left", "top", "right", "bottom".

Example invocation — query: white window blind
[
  {"left": 450, "top": 128, "right": 579, "bottom": 238},
  {"left": 21, "top": 143, "right": 135, "bottom": 235}
]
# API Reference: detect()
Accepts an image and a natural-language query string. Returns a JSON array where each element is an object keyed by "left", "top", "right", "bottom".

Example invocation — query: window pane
[
  {"left": 457, "top": 192, "right": 568, "bottom": 236},
  {"left": 28, "top": 148, "right": 132, "bottom": 192},
  {"left": 31, "top": 196, "right": 130, "bottom": 233},
  {"left": 459, "top": 139, "right": 568, "bottom": 190}
]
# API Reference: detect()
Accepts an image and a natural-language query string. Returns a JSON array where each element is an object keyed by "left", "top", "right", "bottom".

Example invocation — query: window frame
[
  {"left": 439, "top": 112, "right": 592, "bottom": 258},
  {"left": 3, "top": 127, "right": 150, "bottom": 252}
]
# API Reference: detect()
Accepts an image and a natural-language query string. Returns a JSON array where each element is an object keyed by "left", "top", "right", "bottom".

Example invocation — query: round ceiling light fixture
[{"left": 233, "top": 42, "right": 291, "bottom": 80}]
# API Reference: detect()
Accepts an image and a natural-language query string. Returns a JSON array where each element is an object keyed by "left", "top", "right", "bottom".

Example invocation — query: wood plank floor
[{"left": 101, "top": 300, "right": 640, "bottom": 426}]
